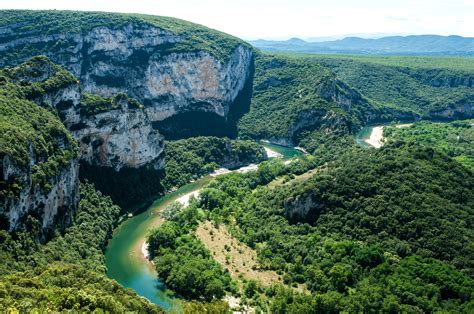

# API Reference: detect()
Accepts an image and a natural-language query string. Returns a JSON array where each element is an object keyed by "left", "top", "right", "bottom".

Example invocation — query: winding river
[{"left": 104, "top": 142, "right": 303, "bottom": 310}]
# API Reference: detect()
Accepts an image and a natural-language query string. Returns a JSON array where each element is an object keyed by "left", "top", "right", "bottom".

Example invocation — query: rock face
[
  {"left": 285, "top": 193, "right": 323, "bottom": 222},
  {"left": 74, "top": 95, "right": 165, "bottom": 171},
  {"left": 0, "top": 56, "right": 167, "bottom": 237},
  {"left": 405, "top": 68, "right": 474, "bottom": 88},
  {"left": 269, "top": 78, "right": 370, "bottom": 146},
  {"left": 1, "top": 154, "right": 80, "bottom": 236},
  {"left": 427, "top": 102, "right": 474, "bottom": 120},
  {"left": 8, "top": 56, "right": 165, "bottom": 171},
  {"left": 0, "top": 59, "right": 81, "bottom": 236},
  {"left": 143, "top": 46, "right": 253, "bottom": 122},
  {"left": 0, "top": 18, "right": 255, "bottom": 130}
]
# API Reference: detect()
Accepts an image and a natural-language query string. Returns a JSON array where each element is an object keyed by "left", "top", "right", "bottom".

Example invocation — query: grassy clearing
[
  {"left": 266, "top": 167, "right": 323, "bottom": 190},
  {"left": 196, "top": 221, "right": 281, "bottom": 286}
]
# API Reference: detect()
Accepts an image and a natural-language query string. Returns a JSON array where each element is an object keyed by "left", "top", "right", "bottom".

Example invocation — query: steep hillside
[
  {"left": 195, "top": 144, "right": 474, "bottom": 312},
  {"left": 237, "top": 53, "right": 474, "bottom": 151},
  {"left": 313, "top": 55, "right": 474, "bottom": 119},
  {"left": 0, "top": 10, "right": 255, "bottom": 137},
  {"left": 237, "top": 54, "right": 377, "bottom": 146},
  {"left": 0, "top": 64, "right": 79, "bottom": 239}
]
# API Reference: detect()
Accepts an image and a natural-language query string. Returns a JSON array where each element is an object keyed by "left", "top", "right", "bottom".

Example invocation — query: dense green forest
[
  {"left": 384, "top": 120, "right": 474, "bottom": 170},
  {"left": 0, "top": 183, "right": 162, "bottom": 312},
  {"left": 190, "top": 144, "right": 474, "bottom": 312},
  {"left": 148, "top": 208, "right": 234, "bottom": 301},
  {"left": 162, "top": 136, "right": 266, "bottom": 189},
  {"left": 310, "top": 55, "right": 474, "bottom": 117}
]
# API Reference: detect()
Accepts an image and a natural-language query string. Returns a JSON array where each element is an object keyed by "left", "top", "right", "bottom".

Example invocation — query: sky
[{"left": 1, "top": 0, "right": 473, "bottom": 40}]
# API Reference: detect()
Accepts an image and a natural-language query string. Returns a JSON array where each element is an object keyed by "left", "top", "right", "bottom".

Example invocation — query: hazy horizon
[{"left": 1, "top": 0, "right": 473, "bottom": 40}]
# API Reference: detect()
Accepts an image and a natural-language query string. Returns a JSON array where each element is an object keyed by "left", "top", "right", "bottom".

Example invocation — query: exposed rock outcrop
[
  {"left": 404, "top": 68, "right": 474, "bottom": 88},
  {"left": 0, "top": 64, "right": 80, "bottom": 237},
  {"left": 7, "top": 56, "right": 165, "bottom": 172},
  {"left": 427, "top": 102, "right": 474, "bottom": 120},
  {"left": 74, "top": 95, "right": 164, "bottom": 171},
  {"left": 0, "top": 16, "right": 255, "bottom": 132},
  {"left": 285, "top": 193, "right": 323, "bottom": 222},
  {"left": 268, "top": 78, "right": 370, "bottom": 146},
  {"left": 1, "top": 154, "right": 79, "bottom": 236}
]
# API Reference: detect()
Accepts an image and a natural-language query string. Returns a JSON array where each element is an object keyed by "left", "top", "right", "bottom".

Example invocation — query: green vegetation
[
  {"left": 2, "top": 55, "right": 79, "bottom": 103},
  {"left": 279, "top": 53, "right": 474, "bottom": 71},
  {"left": 238, "top": 54, "right": 359, "bottom": 143},
  {"left": 148, "top": 214, "right": 234, "bottom": 301},
  {"left": 0, "top": 183, "right": 162, "bottom": 312},
  {"left": 80, "top": 137, "right": 266, "bottom": 212},
  {"left": 80, "top": 92, "right": 143, "bottom": 117},
  {"left": 0, "top": 10, "right": 249, "bottom": 64},
  {"left": 238, "top": 53, "right": 474, "bottom": 149},
  {"left": 0, "top": 62, "right": 78, "bottom": 194},
  {"left": 163, "top": 136, "right": 267, "bottom": 189},
  {"left": 195, "top": 144, "right": 474, "bottom": 312},
  {"left": 310, "top": 55, "right": 474, "bottom": 115},
  {"left": 384, "top": 120, "right": 474, "bottom": 170},
  {"left": 2, "top": 13, "right": 474, "bottom": 313}
]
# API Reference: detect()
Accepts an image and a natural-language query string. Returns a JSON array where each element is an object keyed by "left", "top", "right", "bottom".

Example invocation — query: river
[{"left": 104, "top": 142, "right": 303, "bottom": 311}]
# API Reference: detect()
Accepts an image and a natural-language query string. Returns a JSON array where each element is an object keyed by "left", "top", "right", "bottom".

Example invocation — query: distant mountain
[{"left": 250, "top": 35, "right": 474, "bottom": 56}]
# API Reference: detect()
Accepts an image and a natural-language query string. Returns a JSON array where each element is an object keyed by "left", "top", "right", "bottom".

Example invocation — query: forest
[
  {"left": 311, "top": 55, "right": 474, "bottom": 117},
  {"left": 1, "top": 9, "right": 473, "bottom": 313},
  {"left": 0, "top": 183, "right": 162, "bottom": 312},
  {"left": 147, "top": 143, "right": 473, "bottom": 312},
  {"left": 384, "top": 120, "right": 474, "bottom": 170}
]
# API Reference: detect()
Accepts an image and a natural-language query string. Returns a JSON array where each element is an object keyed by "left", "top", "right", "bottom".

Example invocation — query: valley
[
  {"left": 0, "top": 9, "right": 473, "bottom": 313},
  {"left": 104, "top": 143, "right": 301, "bottom": 311}
]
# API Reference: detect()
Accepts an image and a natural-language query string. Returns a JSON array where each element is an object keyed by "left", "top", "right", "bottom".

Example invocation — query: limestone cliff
[
  {"left": 0, "top": 11, "right": 255, "bottom": 135},
  {"left": 75, "top": 94, "right": 164, "bottom": 171},
  {"left": 0, "top": 66, "right": 80, "bottom": 236},
  {"left": 1, "top": 154, "right": 79, "bottom": 236},
  {"left": 6, "top": 56, "right": 165, "bottom": 172}
]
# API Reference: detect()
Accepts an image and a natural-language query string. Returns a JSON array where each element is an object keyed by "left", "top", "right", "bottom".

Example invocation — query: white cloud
[{"left": 1, "top": 0, "right": 472, "bottom": 39}]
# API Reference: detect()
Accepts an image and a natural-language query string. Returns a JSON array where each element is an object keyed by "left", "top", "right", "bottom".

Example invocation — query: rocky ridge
[{"left": 0, "top": 11, "right": 255, "bottom": 131}]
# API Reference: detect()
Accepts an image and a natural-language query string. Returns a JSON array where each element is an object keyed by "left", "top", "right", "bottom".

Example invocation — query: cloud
[
  {"left": 0, "top": 0, "right": 472, "bottom": 38},
  {"left": 385, "top": 16, "right": 420, "bottom": 22}
]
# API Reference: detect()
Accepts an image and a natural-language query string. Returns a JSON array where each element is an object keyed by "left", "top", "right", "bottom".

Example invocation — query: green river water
[
  {"left": 104, "top": 142, "right": 303, "bottom": 311},
  {"left": 356, "top": 126, "right": 376, "bottom": 148}
]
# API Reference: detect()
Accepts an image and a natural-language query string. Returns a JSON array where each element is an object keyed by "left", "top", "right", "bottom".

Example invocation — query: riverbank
[
  {"left": 105, "top": 143, "right": 305, "bottom": 311},
  {"left": 359, "top": 124, "right": 413, "bottom": 148},
  {"left": 264, "top": 146, "right": 283, "bottom": 158},
  {"left": 365, "top": 126, "right": 385, "bottom": 148}
]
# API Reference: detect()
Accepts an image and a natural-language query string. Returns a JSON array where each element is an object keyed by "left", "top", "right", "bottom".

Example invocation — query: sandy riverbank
[
  {"left": 364, "top": 126, "right": 385, "bottom": 148},
  {"left": 175, "top": 190, "right": 200, "bottom": 206},
  {"left": 264, "top": 146, "right": 283, "bottom": 158},
  {"left": 141, "top": 241, "right": 149, "bottom": 259},
  {"left": 364, "top": 124, "right": 413, "bottom": 148}
]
